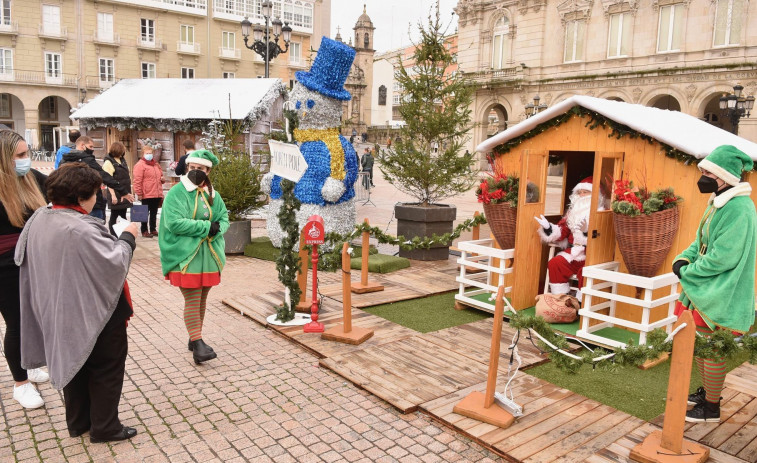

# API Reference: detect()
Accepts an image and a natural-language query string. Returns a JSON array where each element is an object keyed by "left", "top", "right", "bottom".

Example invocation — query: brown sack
[{"left": 535, "top": 293, "right": 580, "bottom": 324}]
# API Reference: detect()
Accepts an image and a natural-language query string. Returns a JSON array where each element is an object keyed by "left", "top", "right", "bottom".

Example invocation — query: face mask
[
  {"left": 187, "top": 169, "right": 207, "bottom": 186},
  {"left": 697, "top": 175, "right": 719, "bottom": 194},
  {"left": 143, "top": 154, "right": 153, "bottom": 161},
  {"left": 14, "top": 158, "right": 31, "bottom": 177},
  {"left": 84, "top": 148, "right": 94, "bottom": 155}
]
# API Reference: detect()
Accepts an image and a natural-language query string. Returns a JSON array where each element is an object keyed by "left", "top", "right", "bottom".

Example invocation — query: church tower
[{"left": 342, "top": 5, "right": 375, "bottom": 137}]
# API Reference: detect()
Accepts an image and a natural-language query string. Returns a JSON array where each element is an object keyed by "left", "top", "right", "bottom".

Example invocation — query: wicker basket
[
  {"left": 483, "top": 202, "right": 517, "bottom": 249},
  {"left": 613, "top": 207, "right": 680, "bottom": 278}
]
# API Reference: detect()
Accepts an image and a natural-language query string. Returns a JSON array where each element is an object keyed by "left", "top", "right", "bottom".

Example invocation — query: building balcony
[
  {"left": 137, "top": 36, "right": 163, "bottom": 50},
  {"left": 0, "top": 70, "right": 13, "bottom": 81},
  {"left": 465, "top": 66, "right": 524, "bottom": 85},
  {"left": 38, "top": 25, "right": 68, "bottom": 40},
  {"left": 7, "top": 70, "right": 77, "bottom": 86},
  {"left": 218, "top": 47, "right": 241, "bottom": 60},
  {"left": 288, "top": 58, "right": 307, "bottom": 68},
  {"left": 94, "top": 32, "right": 120, "bottom": 46},
  {"left": 177, "top": 41, "right": 201, "bottom": 55},
  {"left": 108, "top": 0, "right": 206, "bottom": 16},
  {"left": 0, "top": 21, "right": 18, "bottom": 36}
]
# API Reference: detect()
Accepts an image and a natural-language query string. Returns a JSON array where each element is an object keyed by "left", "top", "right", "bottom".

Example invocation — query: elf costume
[
  {"left": 673, "top": 144, "right": 756, "bottom": 423},
  {"left": 158, "top": 150, "right": 229, "bottom": 364}
]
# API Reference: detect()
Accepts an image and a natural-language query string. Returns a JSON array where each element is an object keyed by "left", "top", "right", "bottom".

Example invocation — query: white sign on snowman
[{"left": 269, "top": 139, "right": 308, "bottom": 183}]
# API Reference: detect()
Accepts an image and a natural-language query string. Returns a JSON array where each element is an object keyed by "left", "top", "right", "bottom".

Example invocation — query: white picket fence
[{"left": 455, "top": 238, "right": 514, "bottom": 314}]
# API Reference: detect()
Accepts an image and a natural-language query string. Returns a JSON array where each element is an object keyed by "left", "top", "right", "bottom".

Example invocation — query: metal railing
[
  {"left": 177, "top": 41, "right": 201, "bottom": 54},
  {"left": 137, "top": 36, "right": 162, "bottom": 49},
  {"left": 218, "top": 47, "right": 241, "bottom": 59},
  {"left": 13, "top": 70, "right": 77, "bottom": 86}
]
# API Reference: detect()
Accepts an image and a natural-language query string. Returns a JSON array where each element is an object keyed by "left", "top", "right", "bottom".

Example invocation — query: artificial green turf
[
  {"left": 350, "top": 254, "right": 410, "bottom": 273},
  {"left": 363, "top": 291, "right": 491, "bottom": 333},
  {"left": 526, "top": 350, "right": 751, "bottom": 421},
  {"left": 245, "top": 236, "right": 391, "bottom": 270}
]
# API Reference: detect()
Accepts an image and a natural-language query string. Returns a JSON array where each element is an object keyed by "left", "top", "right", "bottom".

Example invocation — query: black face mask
[
  {"left": 697, "top": 175, "right": 719, "bottom": 194},
  {"left": 84, "top": 148, "right": 94, "bottom": 155},
  {"left": 187, "top": 169, "right": 207, "bottom": 186}
]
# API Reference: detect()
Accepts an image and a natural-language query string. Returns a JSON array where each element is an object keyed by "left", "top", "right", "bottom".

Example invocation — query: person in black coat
[
  {"left": 173, "top": 139, "right": 196, "bottom": 177},
  {"left": 0, "top": 129, "right": 50, "bottom": 409},
  {"left": 60, "top": 136, "right": 133, "bottom": 222},
  {"left": 102, "top": 142, "right": 133, "bottom": 236}
]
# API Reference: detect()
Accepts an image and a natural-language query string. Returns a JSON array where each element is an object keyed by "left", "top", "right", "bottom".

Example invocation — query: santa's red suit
[{"left": 536, "top": 177, "right": 597, "bottom": 296}]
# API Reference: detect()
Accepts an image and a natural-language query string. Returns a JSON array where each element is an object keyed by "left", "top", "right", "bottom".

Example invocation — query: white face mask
[{"left": 143, "top": 154, "right": 153, "bottom": 161}]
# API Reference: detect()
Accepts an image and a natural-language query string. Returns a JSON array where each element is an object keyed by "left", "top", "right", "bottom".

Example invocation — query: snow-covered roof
[
  {"left": 477, "top": 95, "right": 757, "bottom": 161},
  {"left": 71, "top": 78, "right": 287, "bottom": 131}
]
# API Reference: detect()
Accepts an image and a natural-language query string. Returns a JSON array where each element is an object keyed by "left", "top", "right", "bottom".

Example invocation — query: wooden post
[
  {"left": 630, "top": 310, "right": 709, "bottom": 463},
  {"left": 351, "top": 218, "right": 384, "bottom": 294},
  {"left": 296, "top": 228, "right": 312, "bottom": 312},
  {"left": 322, "top": 243, "right": 375, "bottom": 345},
  {"left": 472, "top": 211, "right": 480, "bottom": 241},
  {"left": 452, "top": 286, "right": 515, "bottom": 428}
]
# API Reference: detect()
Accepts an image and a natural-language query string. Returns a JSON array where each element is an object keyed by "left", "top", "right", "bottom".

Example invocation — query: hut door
[
  {"left": 585, "top": 151, "right": 624, "bottom": 266},
  {"left": 511, "top": 149, "right": 549, "bottom": 310}
]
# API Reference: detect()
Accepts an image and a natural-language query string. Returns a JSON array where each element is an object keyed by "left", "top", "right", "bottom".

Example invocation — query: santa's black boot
[{"left": 685, "top": 399, "right": 720, "bottom": 423}]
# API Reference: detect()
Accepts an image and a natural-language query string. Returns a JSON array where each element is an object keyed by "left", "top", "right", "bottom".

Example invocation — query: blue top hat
[{"left": 295, "top": 37, "right": 355, "bottom": 101}]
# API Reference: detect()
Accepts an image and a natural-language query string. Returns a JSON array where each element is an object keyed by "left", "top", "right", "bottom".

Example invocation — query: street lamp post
[
  {"left": 240, "top": 0, "right": 292, "bottom": 78},
  {"left": 525, "top": 95, "right": 548, "bottom": 118},
  {"left": 719, "top": 84, "right": 755, "bottom": 135}
]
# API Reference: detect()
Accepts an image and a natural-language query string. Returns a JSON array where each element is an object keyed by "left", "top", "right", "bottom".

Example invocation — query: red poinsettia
[{"left": 611, "top": 176, "right": 681, "bottom": 216}]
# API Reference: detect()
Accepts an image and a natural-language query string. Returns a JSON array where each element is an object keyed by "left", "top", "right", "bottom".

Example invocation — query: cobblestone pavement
[{"left": 1, "top": 241, "right": 504, "bottom": 462}]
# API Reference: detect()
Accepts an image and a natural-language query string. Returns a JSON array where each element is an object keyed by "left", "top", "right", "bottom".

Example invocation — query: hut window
[
  {"left": 564, "top": 20, "right": 586, "bottom": 62},
  {"left": 491, "top": 15, "right": 512, "bottom": 69},
  {"left": 657, "top": 4, "right": 684, "bottom": 52},
  {"left": 607, "top": 12, "right": 632, "bottom": 58},
  {"left": 713, "top": 0, "right": 742, "bottom": 47}
]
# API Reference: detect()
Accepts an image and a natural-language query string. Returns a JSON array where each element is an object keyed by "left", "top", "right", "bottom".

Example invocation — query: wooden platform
[{"left": 222, "top": 259, "right": 757, "bottom": 462}]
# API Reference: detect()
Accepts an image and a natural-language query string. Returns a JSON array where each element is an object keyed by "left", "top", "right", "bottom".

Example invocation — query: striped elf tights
[
  {"left": 181, "top": 287, "right": 212, "bottom": 341},
  {"left": 695, "top": 325, "right": 726, "bottom": 404}
]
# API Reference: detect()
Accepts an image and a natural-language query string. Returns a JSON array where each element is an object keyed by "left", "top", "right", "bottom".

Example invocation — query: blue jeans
[{"left": 89, "top": 208, "right": 106, "bottom": 221}]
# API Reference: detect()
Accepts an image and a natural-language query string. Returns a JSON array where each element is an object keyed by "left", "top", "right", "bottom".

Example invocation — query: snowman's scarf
[{"left": 294, "top": 127, "right": 346, "bottom": 180}]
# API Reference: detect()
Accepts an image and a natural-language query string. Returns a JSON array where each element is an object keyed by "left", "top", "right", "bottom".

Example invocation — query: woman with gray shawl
[{"left": 15, "top": 163, "right": 139, "bottom": 443}]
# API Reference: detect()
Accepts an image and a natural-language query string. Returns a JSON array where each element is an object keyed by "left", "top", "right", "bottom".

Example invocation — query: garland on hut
[
  {"left": 490, "top": 106, "right": 700, "bottom": 166},
  {"left": 507, "top": 308, "right": 757, "bottom": 373}
]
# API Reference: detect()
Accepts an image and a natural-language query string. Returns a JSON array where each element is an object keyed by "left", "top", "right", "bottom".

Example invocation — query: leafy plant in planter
[
  {"left": 611, "top": 177, "right": 682, "bottom": 278},
  {"left": 203, "top": 119, "right": 265, "bottom": 253},
  {"left": 376, "top": 1, "right": 476, "bottom": 260}
]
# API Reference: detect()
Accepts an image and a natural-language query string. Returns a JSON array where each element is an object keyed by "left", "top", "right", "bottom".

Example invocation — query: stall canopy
[
  {"left": 477, "top": 95, "right": 757, "bottom": 161},
  {"left": 71, "top": 78, "right": 287, "bottom": 132}
]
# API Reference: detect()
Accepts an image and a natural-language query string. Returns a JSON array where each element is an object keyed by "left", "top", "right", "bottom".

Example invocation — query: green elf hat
[
  {"left": 698, "top": 145, "right": 754, "bottom": 186},
  {"left": 185, "top": 149, "right": 219, "bottom": 168}
]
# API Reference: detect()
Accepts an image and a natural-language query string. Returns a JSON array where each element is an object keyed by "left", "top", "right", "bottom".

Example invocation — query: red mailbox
[{"left": 303, "top": 215, "right": 325, "bottom": 245}]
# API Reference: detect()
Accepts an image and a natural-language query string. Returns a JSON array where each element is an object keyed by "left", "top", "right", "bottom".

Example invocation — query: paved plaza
[{"left": 0, "top": 158, "right": 503, "bottom": 462}]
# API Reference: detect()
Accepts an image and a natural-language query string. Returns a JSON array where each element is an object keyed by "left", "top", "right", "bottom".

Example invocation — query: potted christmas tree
[{"left": 377, "top": 2, "right": 477, "bottom": 260}]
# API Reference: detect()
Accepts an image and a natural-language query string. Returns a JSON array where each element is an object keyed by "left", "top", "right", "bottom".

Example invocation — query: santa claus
[{"left": 534, "top": 177, "right": 599, "bottom": 298}]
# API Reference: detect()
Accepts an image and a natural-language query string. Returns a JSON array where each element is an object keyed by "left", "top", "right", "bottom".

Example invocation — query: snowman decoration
[{"left": 262, "top": 37, "right": 360, "bottom": 247}]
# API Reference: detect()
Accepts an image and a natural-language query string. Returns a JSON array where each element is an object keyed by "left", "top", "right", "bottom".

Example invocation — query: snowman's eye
[
  {"left": 295, "top": 101, "right": 301, "bottom": 109},
  {"left": 306, "top": 99, "right": 315, "bottom": 109}
]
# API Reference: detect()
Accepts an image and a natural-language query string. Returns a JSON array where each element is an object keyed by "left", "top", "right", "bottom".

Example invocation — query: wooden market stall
[
  {"left": 474, "top": 95, "right": 757, "bottom": 340},
  {"left": 69, "top": 78, "right": 287, "bottom": 176}
]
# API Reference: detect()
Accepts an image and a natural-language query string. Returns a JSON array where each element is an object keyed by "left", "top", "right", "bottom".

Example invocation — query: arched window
[
  {"left": 364, "top": 31, "right": 370, "bottom": 48},
  {"left": 378, "top": 85, "right": 386, "bottom": 105},
  {"left": 491, "top": 15, "right": 511, "bottom": 69}
]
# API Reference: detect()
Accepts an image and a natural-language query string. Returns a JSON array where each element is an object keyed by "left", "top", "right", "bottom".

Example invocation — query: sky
[{"left": 330, "top": 0, "right": 459, "bottom": 53}]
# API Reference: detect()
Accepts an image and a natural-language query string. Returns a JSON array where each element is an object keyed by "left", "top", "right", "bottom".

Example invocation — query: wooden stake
[
  {"left": 452, "top": 286, "right": 515, "bottom": 428},
  {"left": 630, "top": 310, "right": 709, "bottom": 463},
  {"left": 296, "top": 229, "right": 313, "bottom": 312},
  {"left": 472, "top": 211, "right": 480, "bottom": 240},
  {"left": 322, "top": 243, "right": 374, "bottom": 345},
  {"left": 351, "top": 218, "right": 384, "bottom": 294}
]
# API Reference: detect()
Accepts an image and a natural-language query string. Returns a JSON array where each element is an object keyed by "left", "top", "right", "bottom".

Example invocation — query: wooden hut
[
  {"left": 476, "top": 95, "right": 757, "bottom": 328},
  {"left": 70, "top": 78, "right": 287, "bottom": 175}
]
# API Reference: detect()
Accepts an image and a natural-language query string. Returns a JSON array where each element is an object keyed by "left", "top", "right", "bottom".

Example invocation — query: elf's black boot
[
  {"left": 685, "top": 399, "right": 720, "bottom": 423},
  {"left": 191, "top": 339, "right": 217, "bottom": 364},
  {"left": 188, "top": 339, "right": 215, "bottom": 352}
]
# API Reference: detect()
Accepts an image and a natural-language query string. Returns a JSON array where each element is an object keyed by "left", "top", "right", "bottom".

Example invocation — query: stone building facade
[
  {"left": 454, "top": 0, "right": 757, "bottom": 166},
  {"left": 0, "top": 0, "right": 329, "bottom": 152}
]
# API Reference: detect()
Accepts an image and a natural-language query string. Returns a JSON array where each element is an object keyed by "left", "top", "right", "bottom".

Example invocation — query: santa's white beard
[{"left": 566, "top": 194, "right": 592, "bottom": 231}]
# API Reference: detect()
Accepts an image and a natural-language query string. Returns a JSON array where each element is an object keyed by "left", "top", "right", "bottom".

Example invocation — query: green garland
[
  {"left": 506, "top": 309, "right": 757, "bottom": 373},
  {"left": 313, "top": 214, "right": 489, "bottom": 271},
  {"left": 274, "top": 179, "right": 302, "bottom": 322},
  {"left": 491, "top": 106, "right": 699, "bottom": 166}
]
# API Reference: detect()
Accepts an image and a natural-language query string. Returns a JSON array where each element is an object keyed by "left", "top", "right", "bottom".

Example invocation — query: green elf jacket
[
  {"left": 158, "top": 176, "right": 230, "bottom": 278},
  {"left": 675, "top": 183, "right": 756, "bottom": 334}
]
